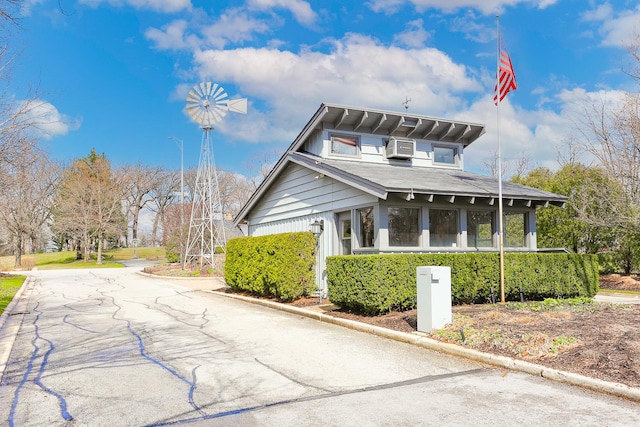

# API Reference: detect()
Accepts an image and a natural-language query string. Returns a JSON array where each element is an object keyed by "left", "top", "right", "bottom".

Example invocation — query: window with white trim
[
  {"left": 330, "top": 134, "right": 359, "bottom": 157},
  {"left": 433, "top": 146, "right": 457, "bottom": 164}
]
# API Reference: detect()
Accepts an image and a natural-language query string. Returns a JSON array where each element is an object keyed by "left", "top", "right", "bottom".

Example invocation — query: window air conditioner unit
[{"left": 386, "top": 137, "right": 416, "bottom": 159}]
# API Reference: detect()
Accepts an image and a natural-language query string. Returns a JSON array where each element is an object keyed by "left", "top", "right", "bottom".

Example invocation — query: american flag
[{"left": 494, "top": 32, "right": 517, "bottom": 105}]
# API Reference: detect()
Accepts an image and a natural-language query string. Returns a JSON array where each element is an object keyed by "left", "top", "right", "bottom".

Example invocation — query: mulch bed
[
  {"left": 187, "top": 274, "right": 640, "bottom": 389},
  {"left": 273, "top": 275, "right": 640, "bottom": 389}
]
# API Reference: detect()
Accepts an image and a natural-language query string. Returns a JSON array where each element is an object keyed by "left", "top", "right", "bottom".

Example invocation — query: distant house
[{"left": 234, "top": 103, "right": 567, "bottom": 295}]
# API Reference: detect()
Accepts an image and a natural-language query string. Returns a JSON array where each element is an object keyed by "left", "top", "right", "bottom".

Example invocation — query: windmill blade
[
  {"left": 213, "top": 85, "right": 227, "bottom": 100},
  {"left": 194, "top": 83, "right": 206, "bottom": 98},
  {"left": 202, "top": 82, "right": 212, "bottom": 97},
  {"left": 187, "top": 90, "right": 201, "bottom": 102},
  {"left": 227, "top": 98, "right": 248, "bottom": 114},
  {"left": 211, "top": 108, "right": 227, "bottom": 123}
]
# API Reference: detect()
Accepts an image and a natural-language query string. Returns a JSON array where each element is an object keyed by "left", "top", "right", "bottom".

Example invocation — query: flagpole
[{"left": 496, "top": 15, "right": 506, "bottom": 304}]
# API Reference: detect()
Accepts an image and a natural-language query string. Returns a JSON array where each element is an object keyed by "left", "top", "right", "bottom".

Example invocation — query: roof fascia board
[{"left": 234, "top": 103, "right": 332, "bottom": 224}]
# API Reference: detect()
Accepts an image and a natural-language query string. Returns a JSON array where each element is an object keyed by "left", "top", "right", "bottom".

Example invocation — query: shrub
[
  {"left": 224, "top": 232, "right": 316, "bottom": 301},
  {"left": 166, "top": 251, "right": 180, "bottom": 263},
  {"left": 326, "top": 253, "right": 599, "bottom": 315}
]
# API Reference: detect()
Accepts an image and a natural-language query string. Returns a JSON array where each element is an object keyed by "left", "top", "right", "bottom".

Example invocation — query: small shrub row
[
  {"left": 326, "top": 253, "right": 599, "bottom": 315},
  {"left": 224, "top": 232, "right": 316, "bottom": 301}
]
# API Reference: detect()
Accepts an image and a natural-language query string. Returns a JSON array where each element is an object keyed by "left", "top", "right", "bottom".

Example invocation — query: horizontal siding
[{"left": 248, "top": 163, "right": 376, "bottom": 225}]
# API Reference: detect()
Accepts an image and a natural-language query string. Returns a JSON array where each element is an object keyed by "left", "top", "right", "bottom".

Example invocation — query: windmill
[{"left": 183, "top": 82, "right": 247, "bottom": 271}]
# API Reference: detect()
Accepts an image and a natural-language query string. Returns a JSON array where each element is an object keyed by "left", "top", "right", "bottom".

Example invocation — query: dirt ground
[{"left": 289, "top": 274, "right": 640, "bottom": 389}]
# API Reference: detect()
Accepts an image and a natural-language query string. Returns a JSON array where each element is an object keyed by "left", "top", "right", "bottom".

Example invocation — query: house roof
[
  {"left": 296, "top": 103, "right": 487, "bottom": 146},
  {"left": 288, "top": 152, "right": 567, "bottom": 207},
  {"left": 234, "top": 103, "right": 565, "bottom": 225}
]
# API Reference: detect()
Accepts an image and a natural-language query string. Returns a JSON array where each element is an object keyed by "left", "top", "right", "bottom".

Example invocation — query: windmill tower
[{"left": 183, "top": 82, "right": 247, "bottom": 271}]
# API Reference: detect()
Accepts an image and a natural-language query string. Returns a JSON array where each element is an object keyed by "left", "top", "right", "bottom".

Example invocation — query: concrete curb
[
  {"left": 211, "top": 291, "right": 640, "bottom": 403},
  {"left": 0, "top": 276, "right": 34, "bottom": 384},
  {"left": 136, "top": 271, "right": 227, "bottom": 283}
]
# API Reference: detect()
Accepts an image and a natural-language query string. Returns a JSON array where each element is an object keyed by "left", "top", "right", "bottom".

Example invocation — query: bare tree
[
  {"left": 0, "top": 73, "right": 49, "bottom": 182},
  {"left": 481, "top": 150, "right": 533, "bottom": 180},
  {"left": 555, "top": 136, "right": 585, "bottom": 167},
  {"left": 623, "top": 31, "right": 640, "bottom": 81},
  {"left": 216, "top": 169, "right": 254, "bottom": 217},
  {"left": 148, "top": 169, "right": 180, "bottom": 246},
  {"left": 183, "top": 167, "right": 197, "bottom": 204},
  {"left": 0, "top": 4, "right": 54, "bottom": 179},
  {"left": 243, "top": 148, "right": 281, "bottom": 190},
  {"left": 574, "top": 94, "right": 640, "bottom": 207},
  {"left": 120, "top": 164, "right": 162, "bottom": 245},
  {"left": 180, "top": 166, "right": 251, "bottom": 216},
  {"left": 0, "top": 146, "right": 58, "bottom": 267},
  {"left": 0, "top": 1, "right": 21, "bottom": 25}
]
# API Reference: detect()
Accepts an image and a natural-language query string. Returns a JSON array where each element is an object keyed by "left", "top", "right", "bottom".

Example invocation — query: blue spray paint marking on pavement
[
  {"left": 9, "top": 315, "right": 41, "bottom": 427},
  {"left": 33, "top": 328, "right": 73, "bottom": 420},
  {"left": 9, "top": 304, "right": 73, "bottom": 426},
  {"left": 126, "top": 321, "right": 203, "bottom": 414}
]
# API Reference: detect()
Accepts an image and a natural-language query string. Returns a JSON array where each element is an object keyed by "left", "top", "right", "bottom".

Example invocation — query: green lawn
[
  {"left": 0, "top": 247, "right": 166, "bottom": 272},
  {"left": 103, "top": 246, "right": 166, "bottom": 261},
  {"left": 0, "top": 275, "right": 25, "bottom": 316}
]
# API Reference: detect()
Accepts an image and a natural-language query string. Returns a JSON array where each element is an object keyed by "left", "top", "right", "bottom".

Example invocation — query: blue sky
[{"left": 9, "top": 0, "right": 640, "bottom": 177}]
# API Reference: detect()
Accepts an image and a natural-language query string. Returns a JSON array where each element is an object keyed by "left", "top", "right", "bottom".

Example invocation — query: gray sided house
[{"left": 234, "top": 103, "right": 567, "bottom": 296}]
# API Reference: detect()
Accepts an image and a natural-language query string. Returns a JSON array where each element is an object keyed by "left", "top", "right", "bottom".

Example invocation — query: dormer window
[
  {"left": 433, "top": 145, "right": 457, "bottom": 165},
  {"left": 330, "top": 134, "right": 359, "bottom": 157}
]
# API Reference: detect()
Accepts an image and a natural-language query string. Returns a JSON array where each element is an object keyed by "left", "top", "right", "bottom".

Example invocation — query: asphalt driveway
[{"left": 1, "top": 266, "right": 639, "bottom": 426}]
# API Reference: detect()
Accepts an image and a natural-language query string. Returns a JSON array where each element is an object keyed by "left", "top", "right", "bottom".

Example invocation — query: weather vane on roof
[{"left": 402, "top": 96, "right": 411, "bottom": 111}]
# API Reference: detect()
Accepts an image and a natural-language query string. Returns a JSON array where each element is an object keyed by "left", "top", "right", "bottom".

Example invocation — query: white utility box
[{"left": 416, "top": 266, "right": 452, "bottom": 333}]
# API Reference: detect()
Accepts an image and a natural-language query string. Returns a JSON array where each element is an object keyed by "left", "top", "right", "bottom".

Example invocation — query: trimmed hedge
[
  {"left": 326, "top": 253, "right": 599, "bottom": 315},
  {"left": 224, "top": 232, "right": 316, "bottom": 301}
]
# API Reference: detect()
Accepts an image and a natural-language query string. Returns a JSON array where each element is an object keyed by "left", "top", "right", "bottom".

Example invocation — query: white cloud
[
  {"left": 79, "top": 0, "right": 191, "bottom": 13},
  {"left": 145, "top": 20, "right": 191, "bottom": 50},
  {"left": 367, "top": 0, "right": 557, "bottom": 15},
  {"left": 463, "top": 87, "right": 630, "bottom": 174},
  {"left": 366, "top": 0, "right": 404, "bottom": 14},
  {"left": 598, "top": 8, "right": 640, "bottom": 48},
  {"left": 200, "top": 8, "right": 272, "bottom": 49},
  {"left": 25, "top": 100, "right": 81, "bottom": 140},
  {"left": 146, "top": 9, "right": 272, "bottom": 51},
  {"left": 580, "top": 4, "right": 640, "bottom": 48},
  {"left": 142, "top": 0, "right": 623, "bottom": 176},
  {"left": 581, "top": 3, "right": 613, "bottom": 22},
  {"left": 393, "top": 19, "right": 431, "bottom": 48},
  {"left": 247, "top": 0, "right": 317, "bottom": 26},
  {"left": 191, "top": 33, "right": 482, "bottom": 143}
]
